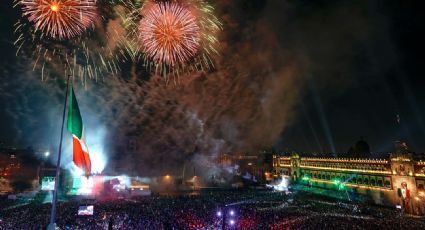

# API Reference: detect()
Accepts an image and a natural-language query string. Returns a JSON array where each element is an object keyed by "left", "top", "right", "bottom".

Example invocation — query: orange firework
[
  {"left": 19, "top": 0, "right": 97, "bottom": 40},
  {"left": 139, "top": 1, "right": 201, "bottom": 67},
  {"left": 136, "top": 0, "right": 221, "bottom": 76}
]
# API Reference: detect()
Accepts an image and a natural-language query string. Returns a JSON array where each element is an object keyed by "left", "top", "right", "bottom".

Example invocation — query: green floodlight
[
  {"left": 334, "top": 179, "right": 341, "bottom": 185},
  {"left": 302, "top": 176, "right": 310, "bottom": 181}
]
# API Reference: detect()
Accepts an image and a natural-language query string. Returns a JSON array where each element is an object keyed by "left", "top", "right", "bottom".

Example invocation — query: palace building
[{"left": 272, "top": 141, "right": 425, "bottom": 216}]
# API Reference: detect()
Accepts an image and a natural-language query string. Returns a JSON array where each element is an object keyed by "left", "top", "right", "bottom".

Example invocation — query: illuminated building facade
[{"left": 273, "top": 152, "right": 425, "bottom": 215}]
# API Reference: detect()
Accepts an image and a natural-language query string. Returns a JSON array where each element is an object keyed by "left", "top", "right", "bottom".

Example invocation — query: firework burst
[
  {"left": 13, "top": 0, "right": 120, "bottom": 82},
  {"left": 138, "top": 0, "right": 221, "bottom": 76},
  {"left": 19, "top": 0, "right": 98, "bottom": 39},
  {"left": 139, "top": 1, "right": 200, "bottom": 66}
]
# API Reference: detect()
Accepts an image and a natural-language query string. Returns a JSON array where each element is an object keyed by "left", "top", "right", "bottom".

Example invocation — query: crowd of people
[{"left": 1, "top": 189, "right": 425, "bottom": 229}]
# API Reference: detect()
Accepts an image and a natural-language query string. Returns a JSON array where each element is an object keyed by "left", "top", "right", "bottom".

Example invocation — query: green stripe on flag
[{"left": 67, "top": 86, "right": 83, "bottom": 139}]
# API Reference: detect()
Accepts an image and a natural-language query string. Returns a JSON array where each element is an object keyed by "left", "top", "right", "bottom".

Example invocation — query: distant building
[
  {"left": 272, "top": 141, "right": 425, "bottom": 216},
  {"left": 215, "top": 151, "right": 273, "bottom": 184},
  {"left": 0, "top": 147, "right": 41, "bottom": 193}
]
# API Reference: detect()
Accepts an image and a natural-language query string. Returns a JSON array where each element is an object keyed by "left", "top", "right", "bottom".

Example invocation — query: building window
[{"left": 384, "top": 180, "right": 391, "bottom": 188}]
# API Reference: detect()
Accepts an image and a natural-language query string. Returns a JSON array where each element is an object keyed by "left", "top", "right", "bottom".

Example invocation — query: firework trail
[{"left": 107, "top": 0, "right": 144, "bottom": 62}]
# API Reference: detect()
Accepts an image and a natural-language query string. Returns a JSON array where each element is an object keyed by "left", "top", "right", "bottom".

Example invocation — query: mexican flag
[{"left": 67, "top": 86, "right": 91, "bottom": 176}]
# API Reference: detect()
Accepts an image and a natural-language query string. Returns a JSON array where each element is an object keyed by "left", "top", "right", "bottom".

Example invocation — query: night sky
[
  {"left": 277, "top": 0, "right": 425, "bottom": 153},
  {"left": 1, "top": 0, "right": 425, "bottom": 160}
]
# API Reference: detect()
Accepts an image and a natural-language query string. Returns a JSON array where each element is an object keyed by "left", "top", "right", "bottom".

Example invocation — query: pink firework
[
  {"left": 138, "top": 1, "right": 201, "bottom": 66},
  {"left": 19, "top": 0, "right": 97, "bottom": 40}
]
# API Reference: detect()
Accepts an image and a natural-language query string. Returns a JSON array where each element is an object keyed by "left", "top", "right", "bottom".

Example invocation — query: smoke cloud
[{"left": 0, "top": 0, "right": 397, "bottom": 177}]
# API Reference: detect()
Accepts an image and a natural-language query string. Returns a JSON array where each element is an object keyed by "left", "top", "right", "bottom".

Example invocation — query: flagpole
[{"left": 49, "top": 74, "right": 71, "bottom": 229}]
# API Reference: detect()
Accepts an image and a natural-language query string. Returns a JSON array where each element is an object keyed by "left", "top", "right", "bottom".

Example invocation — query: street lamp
[
  {"left": 218, "top": 208, "right": 237, "bottom": 229},
  {"left": 44, "top": 151, "right": 50, "bottom": 158}
]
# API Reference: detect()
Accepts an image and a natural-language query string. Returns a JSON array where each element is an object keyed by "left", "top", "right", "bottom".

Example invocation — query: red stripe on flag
[{"left": 72, "top": 136, "right": 91, "bottom": 175}]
